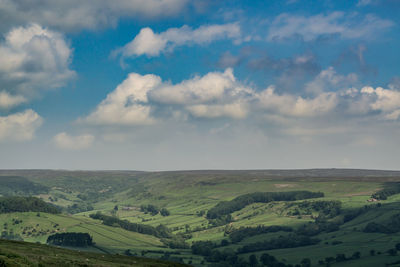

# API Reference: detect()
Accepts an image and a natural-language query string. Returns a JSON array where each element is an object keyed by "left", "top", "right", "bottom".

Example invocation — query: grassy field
[{"left": 1, "top": 169, "right": 400, "bottom": 266}]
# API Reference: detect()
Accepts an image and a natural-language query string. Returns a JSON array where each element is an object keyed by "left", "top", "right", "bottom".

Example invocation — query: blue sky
[{"left": 0, "top": 0, "right": 400, "bottom": 170}]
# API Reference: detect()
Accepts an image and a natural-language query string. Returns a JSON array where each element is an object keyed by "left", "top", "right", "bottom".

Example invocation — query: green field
[{"left": 2, "top": 169, "right": 400, "bottom": 266}]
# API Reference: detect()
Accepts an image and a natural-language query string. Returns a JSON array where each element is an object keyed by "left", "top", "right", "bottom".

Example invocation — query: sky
[{"left": 0, "top": 0, "right": 400, "bottom": 170}]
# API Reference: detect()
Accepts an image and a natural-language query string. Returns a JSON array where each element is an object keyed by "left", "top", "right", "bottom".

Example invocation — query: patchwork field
[{"left": 1, "top": 169, "right": 400, "bottom": 266}]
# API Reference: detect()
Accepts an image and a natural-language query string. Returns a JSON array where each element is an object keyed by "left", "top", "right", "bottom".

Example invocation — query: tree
[
  {"left": 335, "top": 254, "right": 346, "bottom": 262},
  {"left": 160, "top": 208, "right": 170, "bottom": 216},
  {"left": 370, "top": 249, "right": 375, "bottom": 256},
  {"left": 351, "top": 251, "right": 361, "bottom": 259},
  {"left": 300, "top": 258, "right": 311, "bottom": 267},
  {"left": 249, "top": 254, "right": 258, "bottom": 267},
  {"left": 260, "top": 253, "right": 277, "bottom": 266},
  {"left": 388, "top": 249, "right": 397, "bottom": 256}
]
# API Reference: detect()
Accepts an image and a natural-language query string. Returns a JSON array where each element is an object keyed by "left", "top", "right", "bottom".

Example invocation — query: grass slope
[{"left": 0, "top": 239, "right": 187, "bottom": 267}]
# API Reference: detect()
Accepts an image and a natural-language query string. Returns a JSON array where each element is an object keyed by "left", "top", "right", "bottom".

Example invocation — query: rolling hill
[{"left": 1, "top": 169, "right": 400, "bottom": 266}]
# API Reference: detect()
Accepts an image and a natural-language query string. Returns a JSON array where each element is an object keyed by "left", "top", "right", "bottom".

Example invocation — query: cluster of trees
[
  {"left": 191, "top": 241, "right": 217, "bottom": 256},
  {"left": 1, "top": 230, "right": 23, "bottom": 241},
  {"left": 193, "top": 245, "right": 311, "bottom": 267},
  {"left": 316, "top": 251, "right": 361, "bottom": 266},
  {"left": 228, "top": 225, "right": 293, "bottom": 243},
  {"left": 207, "top": 191, "right": 324, "bottom": 220},
  {"left": 0, "top": 176, "right": 48, "bottom": 196},
  {"left": 297, "top": 200, "right": 342, "bottom": 218},
  {"left": 160, "top": 235, "right": 189, "bottom": 249},
  {"left": 343, "top": 203, "right": 380, "bottom": 223},
  {"left": 296, "top": 221, "right": 339, "bottom": 236},
  {"left": 0, "top": 197, "right": 60, "bottom": 214},
  {"left": 237, "top": 234, "right": 320, "bottom": 253},
  {"left": 192, "top": 234, "right": 319, "bottom": 258},
  {"left": 89, "top": 212, "right": 171, "bottom": 238},
  {"left": 66, "top": 202, "right": 94, "bottom": 214},
  {"left": 363, "top": 213, "right": 400, "bottom": 233},
  {"left": 46, "top": 232, "right": 93, "bottom": 247},
  {"left": 372, "top": 183, "right": 400, "bottom": 200},
  {"left": 140, "top": 204, "right": 170, "bottom": 216}
]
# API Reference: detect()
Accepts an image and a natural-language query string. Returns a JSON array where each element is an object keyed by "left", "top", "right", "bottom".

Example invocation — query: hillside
[
  {"left": 0, "top": 239, "right": 187, "bottom": 266},
  {"left": 1, "top": 169, "right": 400, "bottom": 266}
]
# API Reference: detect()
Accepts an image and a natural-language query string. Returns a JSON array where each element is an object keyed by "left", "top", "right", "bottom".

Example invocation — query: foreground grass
[{"left": 0, "top": 239, "right": 188, "bottom": 267}]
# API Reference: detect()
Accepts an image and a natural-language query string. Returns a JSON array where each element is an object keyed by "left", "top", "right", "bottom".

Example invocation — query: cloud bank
[
  {"left": 0, "top": 24, "right": 75, "bottom": 101},
  {"left": 82, "top": 68, "right": 400, "bottom": 127},
  {"left": 0, "top": 0, "right": 189, "bottom": 33},
  {"left": 115, "top": 23, "right": 241, "bottom": 58},
  {"left": 268, "top": 12, "right": 393, "bottom": 41},
  {"left": 0, "top": 109, "right": 43, "bottom": 142},
  {"left": 53, "top": 132, "right": 95, "bottom": 150}
]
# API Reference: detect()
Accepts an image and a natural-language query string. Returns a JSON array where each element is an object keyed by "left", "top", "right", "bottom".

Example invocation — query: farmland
[{"left": 1, "top": 169, "right": 400, "bottom": 266}]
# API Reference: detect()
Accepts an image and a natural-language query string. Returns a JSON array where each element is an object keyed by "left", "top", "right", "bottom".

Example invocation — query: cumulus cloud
[
  {"left": 0, "top": 109, "right": 43, "bottom": 142},
  {"left": 53, "top": 132, "right": 95, "bottom": 150},
  {"left": 0, "top": 91, "right": 27, "bottom": 109},
  {"left": 257, "top": 86, "right": 338, "bottom": 117},
  {"left": 149, "top": 68, "right": 246, "bottom": 104},
  {"left": 361, "top": 86, "right": 400, "bottom": 120},
  {"left": 83, "top": 73, "right": 161, "bottom": 125},
  {"left": 0, "top": 24, "right": 75, "bottom": 99},
  {"left": 305, "top": 67, "right": 358, "bottom": 94},
  {"left": 0, "top": 0, "right": 189, "bottom": 33},
  {"left": 83, "top": 68, "right": 355, "bottom": 125},
  {"left": 267, "top": 12, "right": 393, "bottom": 41},
  {"left": 115, "top": 23, "right": 241, "bottom": 58},
  {"left": 186, "top": 102, "right": 248, "bottom": 119},
  {"left": 83, "top": 68, "right": 253, "bottom": 124}
]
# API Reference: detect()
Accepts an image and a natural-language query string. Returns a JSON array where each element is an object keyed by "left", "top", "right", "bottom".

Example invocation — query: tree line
[
  {"left": 89, "top": 212, "right": 171, "bottom": 238},
  {"left": 228, "top": 225, "right": 293, "bottom": 243},
  {"left": 364, "top": 213, "right": 400, "bottom": 234},
  {"left": 47, "top": 232, "right": 93, "bottom": 247},
  {"left": 140, "top": 204, "right": 170, "bottom": 216},
  {"left": 207, "top": 191, "right": 324, "bottom": 220},
  {"left": 0, "top": 196, "right": 60, "bottom": 214},
  {"left": 372, "top": 182, "right": 400, "bottom": 200}
]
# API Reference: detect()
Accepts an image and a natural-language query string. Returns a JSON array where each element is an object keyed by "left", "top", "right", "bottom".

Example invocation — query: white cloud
[
  {"left": 83, "top": 73, "right": 161, "bottom": 125},
  {"left": 0, "top": 109, "right": 43, "bottom": 142},
  {"left": 361, "top": 86, "right": 400, "bottom": 120},
  {"left": 83, "top": 67, "right": 400, "bottom": 128},
  {"left": 150, "top": 68, "right": 244, "bottom": 104},
  {"left": 83, "top": 68, "right": 254, "bottom": 124},
  {"left": 268, "top": 12, "right": 393, "bottom": 41},
  {"left": 0, "top": 0, "right": 189, "bottom": 33},
  {"left": 83, "top": 67, "right": 351, "bottom": 125},
  {"left": 186, "top": 102, "right": 248, "bottom": 119},
  {"left": 305, "top": 67, "right": 358, "bottom": 94},
  {"left": 257, "top": 86, "right": 338, "bottom": 117},
  {"left": 53, "top": 132, "right": 94, "bottom": 150},
  {"left": 0, "top": 24, "right": 75, "bottom": 99},
  {"left": 116, "top": 23, "right": 241, "bottom": 57},
  {"left": 0, "top": 91, "right": 26, "bottom": 109}
]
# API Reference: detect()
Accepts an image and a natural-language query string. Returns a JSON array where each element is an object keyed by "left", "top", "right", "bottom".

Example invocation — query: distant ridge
[{"left": 1, "top": 168, "right": 400, "bottom": 178}]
